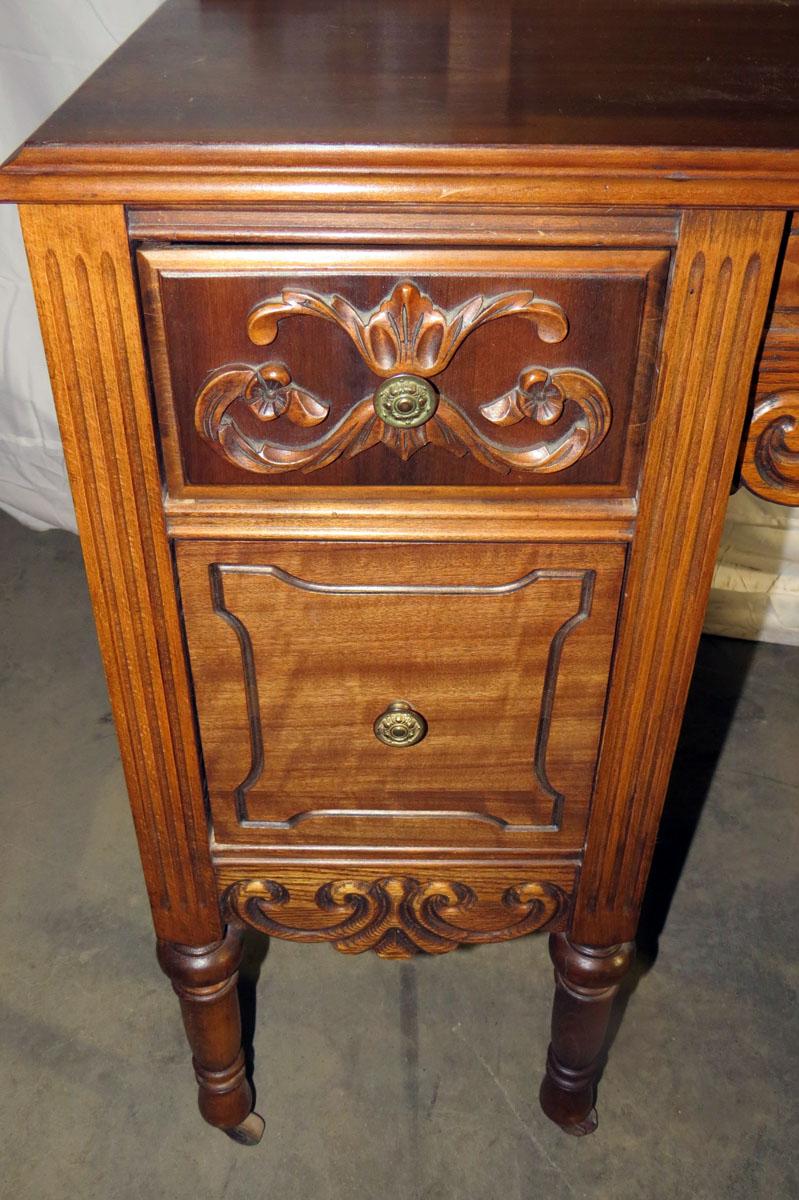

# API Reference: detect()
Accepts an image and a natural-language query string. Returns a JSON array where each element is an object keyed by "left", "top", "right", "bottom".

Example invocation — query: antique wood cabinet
[{"left": 2, "top": 0, "right": 798, "bottom": 1146}]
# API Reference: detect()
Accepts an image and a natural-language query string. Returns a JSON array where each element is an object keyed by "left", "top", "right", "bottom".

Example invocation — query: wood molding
[
  {"left": 5, "top": 144, "right": 799, "bottom": 207},
  {"left": 209, "top": 561, "right": 595, "bottom": 833},
  {"left": 18, "top": 203, "right": 220, "bottom": 945},
  {"left": 127, "top": 206, "right": 680, "bottom": 247},
  {"left": 573, "top": 208, "right": 785, "bottom": 945},
  {"left": 164, "top": 499, "right": 636, "bottom": 544},
  {"left": 225, "top": 874, "right": 571, "bottom": 959}
]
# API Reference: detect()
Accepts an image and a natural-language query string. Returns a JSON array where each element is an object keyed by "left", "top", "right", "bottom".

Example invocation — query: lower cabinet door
[{"left": 176, "top": 540, "right": 625, "bottom": 850}]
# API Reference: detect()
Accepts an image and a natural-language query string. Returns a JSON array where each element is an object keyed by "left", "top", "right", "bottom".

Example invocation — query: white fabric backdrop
[
  {"left": 0, "top": 0, "right": 161, "bottom": 531},
  {"left": 1, "top": 0, "right": 798, "bottom": 641},
  {"left": 706, "top": 490, "right": 799, "bottom": 644}
]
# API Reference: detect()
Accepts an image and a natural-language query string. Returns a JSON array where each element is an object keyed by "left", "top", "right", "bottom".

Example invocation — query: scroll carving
[
  {"left": 225, "top": 876, "right": 571, "bottom": 959},
  {"left": 741, "top": 390, "right": 799, "bottom": 506},
  {"left": 246, "top": 279, "right": 569, "bottom": 376},
  {"left": 195, "top": 279, "right": 611, "bottom": 476},
  {"left": 195, "top": 361, "right": 611, "bottom": 476},
  {"left": 474, "top": 366, "right": 611, "bottom": 473}
]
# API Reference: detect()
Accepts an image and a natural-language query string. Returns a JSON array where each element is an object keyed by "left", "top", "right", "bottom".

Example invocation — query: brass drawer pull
[
  {"left": 373, "top": 700, "right": 428, "bottom": 747},
  {"left": 373, "top": 375, "right": 438, "bottom": 428}
]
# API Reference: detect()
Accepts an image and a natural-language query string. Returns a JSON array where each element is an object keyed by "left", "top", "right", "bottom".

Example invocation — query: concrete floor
[{"left": 0, "top": 507, "right": 796, "bottom": 1200}]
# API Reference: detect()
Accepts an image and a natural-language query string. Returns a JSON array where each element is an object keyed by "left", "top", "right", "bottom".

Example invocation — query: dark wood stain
[
  {"left": 142, "top": 259, "right": 666, "bottom": 491},
  {"left": 22, "top": 0, "right": 799, "bottom": 151}
]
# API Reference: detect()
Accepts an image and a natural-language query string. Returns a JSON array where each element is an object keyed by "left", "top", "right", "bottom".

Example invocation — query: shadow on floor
[
  {"left": 238, "top": 929, "right": 270, "bottom": 1106},
  {"left": 635, "top": 633, "right": 760, "bottom": 967},
  {"left": 603, "top": 633, "right": 761, "bottom": 1060}
]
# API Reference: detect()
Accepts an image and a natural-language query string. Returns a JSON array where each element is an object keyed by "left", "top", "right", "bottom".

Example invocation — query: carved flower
[
  {"left": 244, "top": 364, "right": 292, "bottom": 420},
  {"left": 242, "top": 363, "right": 329, "bottom": 426},
  {"left": 479, "top": 367, "right": 566, "bottom": 427}
]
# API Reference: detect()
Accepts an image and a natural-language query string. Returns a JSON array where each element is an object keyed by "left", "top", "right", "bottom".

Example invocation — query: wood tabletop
[{"left": 2, "top": 0, "right": 799, "bottom": 206}]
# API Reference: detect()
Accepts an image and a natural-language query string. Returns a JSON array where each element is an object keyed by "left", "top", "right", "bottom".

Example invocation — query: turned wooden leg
[
  {"left": 539, "top": 934, "right": 635, "bottom": 1136},
  {"left": 157, "top": 925, "right": 264, "bottom": 1145}
]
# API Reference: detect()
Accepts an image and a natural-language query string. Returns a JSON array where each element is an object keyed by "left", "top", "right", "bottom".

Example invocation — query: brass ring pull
[{"left": 373, "top": 700, "right": 428, "bottom": 747}]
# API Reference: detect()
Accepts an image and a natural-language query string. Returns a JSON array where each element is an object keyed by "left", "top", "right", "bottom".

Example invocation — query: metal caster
[
  {"left": 223, "top": 1111, "right": 265, "bottom": 1146},
  {"left": 560, "top": 1107, "right": 598, "bottom": 1137}
]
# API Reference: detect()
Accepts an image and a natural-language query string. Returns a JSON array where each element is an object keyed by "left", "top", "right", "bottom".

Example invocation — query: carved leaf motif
[
  {"left": 740, "top": 390, "right": 799, "bottom": 506},
  {"left": 195, "top": 363, "right": 611, "bottom": 476},
  {"left": 246, "top": 280, "right": 569, "bottom": 377},
  {"left": 225, "top": 876, "right": 570, "bottom": 959}
]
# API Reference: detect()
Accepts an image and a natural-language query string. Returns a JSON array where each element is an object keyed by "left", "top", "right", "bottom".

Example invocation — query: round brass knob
[
  {"left": 373, "top": 700, "right": 428, "bottom": 747},
  {"left": 373, "top": 375, "right": 438, "bottom": 429}
]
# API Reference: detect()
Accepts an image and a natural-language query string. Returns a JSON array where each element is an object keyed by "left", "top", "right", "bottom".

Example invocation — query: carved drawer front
[
  {"left": 175, "top": 540, "right": 626, "bottom": 850},
  {"left": 139, "top": 247, "right": 668, "bottom": 495}
]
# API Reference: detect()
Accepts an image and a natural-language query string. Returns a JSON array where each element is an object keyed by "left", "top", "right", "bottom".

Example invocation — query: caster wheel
[
  {"left": 224, "top": 1111, "right": 265, "bottom": 1146},
  {"left": 560, "top": 1107, "right": 598, "bottom": 1137}
]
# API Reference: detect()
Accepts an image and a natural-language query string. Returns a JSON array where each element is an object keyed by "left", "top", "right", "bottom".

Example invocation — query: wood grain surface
[
  {"left": 176, "top": 540, "right": 625, "bottom": 852},
  {"left": 15, "top": 0, "right": 799, "bottom": 150},
  {"left": 2, "top": 2, "right": 799, "bottom": 205}
]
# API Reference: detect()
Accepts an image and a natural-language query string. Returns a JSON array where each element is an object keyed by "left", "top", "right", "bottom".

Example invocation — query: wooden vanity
[{"left": 2, "top": 0, "right": 797, "bottom": 1144}]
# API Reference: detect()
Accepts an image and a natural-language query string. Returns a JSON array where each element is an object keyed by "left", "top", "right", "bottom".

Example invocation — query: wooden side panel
[
  {"left": 753, "top": 309, "right": 799, "bottom": 397},
  {"left": 751, "top": 217, "right": 799, "bottom": 399},
  {"left": 773, "top": 215, "right": 799, "bottom": 308},
  {"left": 574, "top": 209, "right": 785, "bottom": 945},
  {"left": 18, "top": 203, "right": 220, "bottom": 945}
]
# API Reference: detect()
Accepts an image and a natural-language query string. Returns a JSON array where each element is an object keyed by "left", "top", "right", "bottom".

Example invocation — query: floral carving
[
  {"left": 246, "top": 280, "right": 569, "bottom": 377},
  {"left": 474, "top": 366, "right": 611, "bottom": 473},
  {"left": 741, "top": 390, "right": 799, "bottom": 506},
  {"left": 225, "top": 876, "right": 571, "bottom": 959},
  {"left": 194, "top": 361, "right": 332, "bottom": 472},
  {"left": 481, "top": 366, "right": 579, "bottom": 427},
  {"left": 195, "top": 363, "right": 611, "bottom": 476}
]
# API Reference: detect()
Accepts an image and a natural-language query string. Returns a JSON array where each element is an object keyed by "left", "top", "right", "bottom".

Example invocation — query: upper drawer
[{"left": 138, "top": 247, "right": 669, "bottom": 497}]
